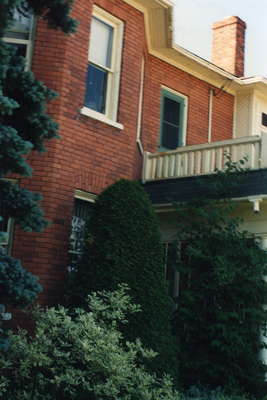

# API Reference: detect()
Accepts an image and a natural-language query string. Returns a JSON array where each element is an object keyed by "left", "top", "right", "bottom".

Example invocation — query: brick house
[{"left": 2, "top": 0, "right": 267, "bottom": 313}]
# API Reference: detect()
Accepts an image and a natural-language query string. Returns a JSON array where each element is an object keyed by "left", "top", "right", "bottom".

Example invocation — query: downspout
[
  {"left": 136, "top": 56, "right": 145, "bottom": 155},
  {"left": 208, "top": 88, "right": 214, "bottom": 143}
]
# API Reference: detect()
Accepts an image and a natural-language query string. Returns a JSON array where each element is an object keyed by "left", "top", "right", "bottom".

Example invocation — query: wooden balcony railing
[{"left": 142, "top": 133, "right": 267, "bottom": 182}]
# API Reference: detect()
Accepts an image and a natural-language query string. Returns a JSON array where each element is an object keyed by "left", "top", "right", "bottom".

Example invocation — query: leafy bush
[
  {"left": 0, "top": 285, "right": 179, "bottom": 400},
  {"left": 173, "top": 162, "right": 267, "bottom": 395},
  {"left": 69, "top": 179, "right": 178, "bottom": 381},
  {"left": 181, "top": 387, "right": 251, "bottom": 400}
]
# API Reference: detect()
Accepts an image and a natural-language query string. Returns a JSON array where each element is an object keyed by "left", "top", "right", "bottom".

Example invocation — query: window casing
[
  {"left": 159, "top": 88, "right": 188, "bottom": 151},
  {"left": 82, "top": 7, "right": 124, "bottom": 124},
  {"left": 68, "top": 191, "right": 96, "bottom": 271},
  {"left": 3, "top": 8, "right": 34, "bottom": 69}
]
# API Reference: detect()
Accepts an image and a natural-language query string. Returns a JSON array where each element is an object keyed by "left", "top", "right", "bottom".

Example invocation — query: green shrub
[
  {"left": 173, "top": 163, "right": 267, "bottom": 395},
  {"left": 0, "top": 285, "right": 179, "bottom": 400},
  {"left": 181, "top": 387, "right": 251, "bottom": 400},
  {"left": 69, "top": 179, "right": 178, "bottom": 381}
]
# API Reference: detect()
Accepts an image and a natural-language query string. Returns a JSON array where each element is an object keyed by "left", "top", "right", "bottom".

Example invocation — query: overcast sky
[{"left": 173, "top": 0, "right": 267, "bottom": 77}]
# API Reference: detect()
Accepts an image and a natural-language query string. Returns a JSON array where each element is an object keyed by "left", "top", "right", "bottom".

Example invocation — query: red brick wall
[
  {"left": 11, "top": 0, "right": 235, "bottom": 306},
  {"left": 142, "top": 55, "right": 234, "bottom": 151}
]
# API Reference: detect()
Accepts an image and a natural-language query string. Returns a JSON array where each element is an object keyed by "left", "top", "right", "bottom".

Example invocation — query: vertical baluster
[
  {"left": 156, "top": 156, "right": 162, "bottom": 179},
  {"left": 174, "top": 152, "right": 179, "bottom": 177},
  {"left": 210, "top": 149, "right": 215, "bottom": 172},
  {"left": 177, "top": 153, "right": 181, "bottom": 177},
  {"left": 188, "top": 152, "right": 194, "bottom": 175},
  {"left": 223, "top": 146, "right": 230, "bottom": 169},
  {"left": 183, "top": 152, "right": 188, "bottom": 177},
  {"left": 255, "top": 141, "right": 260, "bottom": 168},
  {"left": 180, "top": 153, "right": 185, "bottom": 176},
  {"left": 216, "top": 148, "right": 223, "bottom": 170},
  {"left": 151, "top": 157, "right": 156, "bottom": 180},
  {"left": 231, "top": 145, "right": 237, "bottom": 163},
  {"left": 168, "top": 154, "right": 175, "bottom": 177},
  {"left": 196, "top": 151, "right": 201, "bottom": 174},
  {"left": 162, "top": 155, "right": 168, "bottom": 178},
  {"left": 250, "top": 142, "right": 255, "bottom": 168},
  {"left": 203, "top": 149, "right": 210, "bottom": 174}
]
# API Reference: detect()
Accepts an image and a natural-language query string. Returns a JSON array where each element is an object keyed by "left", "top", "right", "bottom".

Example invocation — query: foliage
[
  {"left": 0, "top": 285, "right": 179, "bottom": 400},
  {"left": 181, "top": 387, "right": 251, "bottom": 400},
  {"left": 0, "top": 0, "right": 76, "bottom": 310},
  {"left": 173, "top": 160, "right": 267, "bottom": 395},
  {"left": 0, "top": 0, "right": 77, "bottom": 36},
  {"left": 69, "top": 179, "right": 179, "bottom": 382},
  {"left": 0, "top": 253, "right": 42, "bottom": 307}
]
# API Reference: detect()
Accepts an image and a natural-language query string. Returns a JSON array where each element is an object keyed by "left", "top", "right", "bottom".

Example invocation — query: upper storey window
[
  {"left": 3, "top": 8, "right": 34, "bottom": 68},
  {"left": 82, "top": 7, "right": 124, "bottom": 126},
  {"left": 85, "top": 17, "right": 113, "bottom": 114},
  {"left": 159, "top": 88, "right": 188, "bottom": 151}
]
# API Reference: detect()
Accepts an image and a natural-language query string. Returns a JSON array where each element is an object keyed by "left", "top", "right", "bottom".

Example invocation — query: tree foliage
[
  {"left": 173, "top": 162, "right": 267, "bottom": 395},
  {"left": 0, "top": 254, "right": 42, "bottom": 307},
  {"left": 69, "top": 179, "right": 179, "bottom": 382},
  {"left": 0, "top": 285, "right": 179, "bottom": 400},
  {"left": 0, "top": 0, "right": 76, "bottom": 310}
]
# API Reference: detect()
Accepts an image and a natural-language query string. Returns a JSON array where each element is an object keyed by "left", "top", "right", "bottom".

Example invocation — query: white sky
[{"left": 173, "top": 0, "right": 267, "bottom": 77}]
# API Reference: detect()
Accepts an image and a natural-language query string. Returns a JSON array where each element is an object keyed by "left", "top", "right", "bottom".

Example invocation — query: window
[
  {"left": 164, "top": 242, "right": 179, "bottom": 301},
  {"left": 3, "top": 7, "right": 34, "bottom": 69},
  {"left": 159, "top": 88, "right": 187, "bottom": 151},
  {"left": 81, "top": 7, "right": 124, "bottom": 125},
  {"left": 163, "top": 241, "right": 189, "bottom": 305},
  {"left": 262, "top": 113, "right": 267, "bottom": 127},
  {"left": 0, "top": 202, "right": 14, "bottom": 255},
  {"left": 68, "top": 191, "right": 96, "bottom": 271}
]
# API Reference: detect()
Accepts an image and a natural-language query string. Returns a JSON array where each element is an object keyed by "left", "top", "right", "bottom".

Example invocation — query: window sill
[{"left": 80, "top": 107, "right": 124, "bottom": 130}]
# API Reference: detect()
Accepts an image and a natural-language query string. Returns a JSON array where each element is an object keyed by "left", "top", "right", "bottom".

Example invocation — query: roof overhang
[{"left": 123, "top": 0, "right": 267, "bottom": 96}]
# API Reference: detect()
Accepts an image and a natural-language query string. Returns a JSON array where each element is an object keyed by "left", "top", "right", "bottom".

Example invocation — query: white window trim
[
  {"left": 82, "top": 6, "right": 124, "bottom": 124},
  {"left": 74, "top": 189, "right": 97, "bottom": 203},
  {"left": 80, "top": 106, "right": 124, "bottom": 130},
  {"left": 3, "top": 16, "right": 35, "bottom": 70},
  {"left": 0, "top": 178, "right": 17, "bottom": 255},
  {"left": 161, "top": 85, "right": 188, "bottom": 148},
  {"left": 1, "top": 219, "right": 15, "bottom": 258}
]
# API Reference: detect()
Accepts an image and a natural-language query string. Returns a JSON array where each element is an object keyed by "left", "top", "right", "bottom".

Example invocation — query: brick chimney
[{"left": 212, "top": 16, "right": 246, "bottom": 77}]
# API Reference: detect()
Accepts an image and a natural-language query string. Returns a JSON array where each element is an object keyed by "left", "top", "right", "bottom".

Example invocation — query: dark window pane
[
  {"left": 84, "top": 64, "right": 107, "bottom": 113},
  {"left": 8, "top": 42, "right": 27, "bottom": 57},
  {"left": 165, "top": 242, "right": 179, "bottom": 300},
  {"left": 0, "top": 202, "right": 8, "bottom": 233},
  {"left": 69, "top": 199, "right": 94, "bottom": 271},
  {"left": 262, "top": 113, "right": 267, "bottom": 127},
  {"left": 5, "top": 31, "right": 29, "bottom": 40},
  {"left": 164, "top": 97, "right": 180, "bottom": 126},
  {"left": 162, "top": 122, "right": 179, "bottom": 149}
]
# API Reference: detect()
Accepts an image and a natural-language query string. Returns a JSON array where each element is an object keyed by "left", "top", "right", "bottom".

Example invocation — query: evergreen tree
[
  {"left": 173, "top": 163, "right": 267, "bottom": 395},
  {"left": 0, "top": 2, "right": 76, "bottom": 310},
  {"left": 69, "top": 179, "right": 179, "bottom": 382}
]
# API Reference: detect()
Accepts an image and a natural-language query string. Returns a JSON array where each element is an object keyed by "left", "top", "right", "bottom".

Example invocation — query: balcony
[{"left": 142, "top": 133, "right": 267, "bottom": 183}]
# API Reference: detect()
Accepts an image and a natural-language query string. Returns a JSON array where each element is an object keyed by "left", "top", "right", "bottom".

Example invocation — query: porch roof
[{"left": 143, "top": 168, "right": 267, "bottom": 206}]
